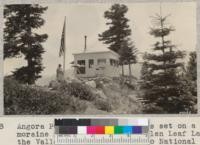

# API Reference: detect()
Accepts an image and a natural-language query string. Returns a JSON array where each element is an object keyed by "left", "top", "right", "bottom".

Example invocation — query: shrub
[
  {"left": 94, "top": 97, "right": 112, "bottom": 112},
  {"left": 95, "top": 79, "right": 104, "bottom": 89},
  {"left": 59, "top": 81, "right": 96, "bottom": 101},
  {"left": 66, "top": 96, "right": 88, "bottom": 113},
  {"left": 142, "top": 103, "right": 165, "bottom": 114},
  {"left": 4, "top": 78, "right": 87, "bottom": 115}
]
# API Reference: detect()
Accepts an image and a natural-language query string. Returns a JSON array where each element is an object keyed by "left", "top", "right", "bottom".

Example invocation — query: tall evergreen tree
[
  {"left": 4, "top": 4, "right": 48, "bottom": 84},
  {"left": 99, "top": 4, "right": 136, "bottom": 76},
  {"left": 140, "top": 59, "right": 151, "bottom": 89},
  {"left": 119, "top": 39, "right": 137, "bottom": 80},
  {"left": 140, "top": 61, "right": 148, "bottom": 80},
  {"left": 99, "top": 4, "right": 131, "bottom": 53},
  {"left": 186, "top": 51, "right": 197, "bottom": 98},
  {"left": 141, "top": 14, "right": 194, "bottom": 113},
  {"left": 186, "top": 51, "right": 196, "bottom": 81}
]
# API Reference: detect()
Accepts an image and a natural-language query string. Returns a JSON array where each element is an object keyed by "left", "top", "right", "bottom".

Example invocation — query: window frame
[
  {"left": 77, "top": 60, "right": 86, "bottom": 74},
  {"left": 88, "top": 59, "right": 94, "bottom": 68},
  {"left": 97, "top": 58, "right": 106, "bottom": 65}
]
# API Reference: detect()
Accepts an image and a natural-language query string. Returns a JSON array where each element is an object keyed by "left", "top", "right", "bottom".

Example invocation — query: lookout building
[{"left": 72, "top": 36, "right": 120, "bottom": 78}]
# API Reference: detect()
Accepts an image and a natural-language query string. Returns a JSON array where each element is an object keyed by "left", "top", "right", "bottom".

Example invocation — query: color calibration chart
[{"left": 54, "top": 118, "right": 149, "bottom": 144}]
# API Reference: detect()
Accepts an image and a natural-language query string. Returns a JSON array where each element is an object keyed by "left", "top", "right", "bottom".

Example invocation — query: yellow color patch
[{"left": 105, "top": 126, "right": 114, "bottom": 134}]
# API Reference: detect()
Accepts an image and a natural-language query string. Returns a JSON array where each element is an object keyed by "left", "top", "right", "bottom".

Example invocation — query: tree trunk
[
  {"left": 121, "top": 64, "right": 124, "bottom": 76},
  {"left": 128, "top": 62, "right": 132, "bottom": 83},
  {"left": 27, "top": 11, "right": 35, "bottom": 85},
  {"left": 27, "top": 58, "right": 35, "bottom": 84}
]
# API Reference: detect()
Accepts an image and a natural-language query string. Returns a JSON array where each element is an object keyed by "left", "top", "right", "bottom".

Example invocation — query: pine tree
[
  {"left": 119, "top": 39, "right": 137, "bottom": 81},
  {"left": 4, "top": 4, "right": 48, "bottom": 84},
  {"left": 140, "top": 60, "right": 151, "bottom": 89},
  {"left": 186, "top": 51, "right": 196, "bottom": 81},
  {"left": 99, "top": 4, "right": 135, "bottom": 76},
  {"left": 140, "top": 62, "right": 148, "bottom": 80},
  {"left": 186, "top": 51, "right": 197, "bottom": 98},
  {"left": 142, "top": 14, "right": 193, "bottom": 113}
]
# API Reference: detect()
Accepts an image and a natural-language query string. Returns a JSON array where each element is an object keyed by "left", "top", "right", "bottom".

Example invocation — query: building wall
[{"left": 73, "top": 51, "right": 120, "bottom": 78}]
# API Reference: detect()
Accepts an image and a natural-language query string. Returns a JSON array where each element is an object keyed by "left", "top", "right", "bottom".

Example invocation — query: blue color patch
[
  {"left": 123, "top": 126, "right": 132, "bottom": 134},
  {"left": 132, "top": 126, "right": 142, "bottom": 134}
]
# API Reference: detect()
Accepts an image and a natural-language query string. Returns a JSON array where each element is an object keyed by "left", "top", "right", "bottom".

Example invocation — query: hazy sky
[{"left": 4, "top": 2, "right": 196, "bottom": 77}]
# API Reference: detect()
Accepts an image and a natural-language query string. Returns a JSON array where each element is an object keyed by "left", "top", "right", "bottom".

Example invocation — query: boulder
[
  {"left": 85, "top": 80, "right": 96, "bottom": 88},
  {"left": 95, "top": 90, "right": 107, "bottom": 99},
  {"left": 49, "top": 80, "right": 60, "bottom": 89},
  {"left": 71, "top": 78, "right": 82, "bottom": 84}
]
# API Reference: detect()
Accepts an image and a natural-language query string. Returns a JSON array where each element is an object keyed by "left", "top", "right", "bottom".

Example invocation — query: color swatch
[{"left": 55, "top": 119, "right": 148, "bottom": 135}]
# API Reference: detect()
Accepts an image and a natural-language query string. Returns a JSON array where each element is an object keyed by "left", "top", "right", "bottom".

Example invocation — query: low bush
[
  {"left": 4, "top": 78, "right": 87, "bottom": 115},
  {"left": 59, "top": 81, "right": 96, "bottom": 101},
  {"left": 94, "top": 97, "right": 112, "bottom": 112},
  {"left": 142, "top": 103, "right": 165, "bottom": 114}
]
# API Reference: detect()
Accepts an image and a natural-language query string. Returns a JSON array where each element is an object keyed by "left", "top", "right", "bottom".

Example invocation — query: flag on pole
[{"left": 59, "top": 17, "right": 66, "bottom": 57}]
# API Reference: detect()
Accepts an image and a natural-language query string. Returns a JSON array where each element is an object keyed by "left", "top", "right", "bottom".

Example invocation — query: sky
[{"left": 4, "top": 2, "right": 197, "bottom": 79}]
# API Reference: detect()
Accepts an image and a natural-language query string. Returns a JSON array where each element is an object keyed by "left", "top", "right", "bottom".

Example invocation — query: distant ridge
[{"left": 36, "top": 69, "right": 75, "bottom": 86}]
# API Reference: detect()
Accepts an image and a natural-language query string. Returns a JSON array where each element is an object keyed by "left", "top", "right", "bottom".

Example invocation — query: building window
[
  {"left": 110, "top": 59, "right": 114, "bottom": 66},
  {"left": 97, "top": 59, "right": 106, "bottom": 65},
  {"left": 89, "top": 59, "right": 94, "bottom": 68},
  {"left": 110, "top": 59, "right": 118, "bottom": 67},
  {"left": 77, "top": 60, "right": 85, "bottom": 74},
  {"left": 77, "top": 60, "right": 85, "bottom": 66}
]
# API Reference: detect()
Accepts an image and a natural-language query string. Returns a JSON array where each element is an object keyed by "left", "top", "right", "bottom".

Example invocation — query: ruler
[{"left": 55, "top": 134, "right": 149, "bottom": 144}]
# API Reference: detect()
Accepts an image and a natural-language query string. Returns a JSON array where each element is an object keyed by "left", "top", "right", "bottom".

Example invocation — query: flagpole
[{"left": 63, "top": 16, "right": 66, "bottom": 77}]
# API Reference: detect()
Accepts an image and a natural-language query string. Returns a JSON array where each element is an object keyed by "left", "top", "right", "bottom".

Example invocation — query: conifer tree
[
  {"left": 99, "top": 4, "right": 131, "bottom": 53},
  {"left": 119, "top": 39, "right": 137, "bottom": 81},
  {"left": 99, "top": 4, "right": 136, "bottom": 77},
  {"left": 140, "top": 62, "right": 148, "bottom": 80},
  {"left": 186, "top": 51, "right": 196, "bottom": 81},
  {"left": 186, "top": 51, "right": 197, "bottom": 97},
  {"left": 140, "top": 60, "right": 151, "bottom": 89},
  {"left": 142, "top": 14, "right": 193, "bottom": 113},
  {"left": 4, "top": 4, "right": 48, "bottom": 84}
]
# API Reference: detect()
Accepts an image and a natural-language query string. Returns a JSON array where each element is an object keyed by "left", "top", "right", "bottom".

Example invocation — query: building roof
[{"left": 73, "top": 49, "right": 119, "bottom": 57}]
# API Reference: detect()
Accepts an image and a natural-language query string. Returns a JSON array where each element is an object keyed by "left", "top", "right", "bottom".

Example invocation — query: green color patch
[{"left": 114, "top": 126, "right": 123, "bottom": 134}]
